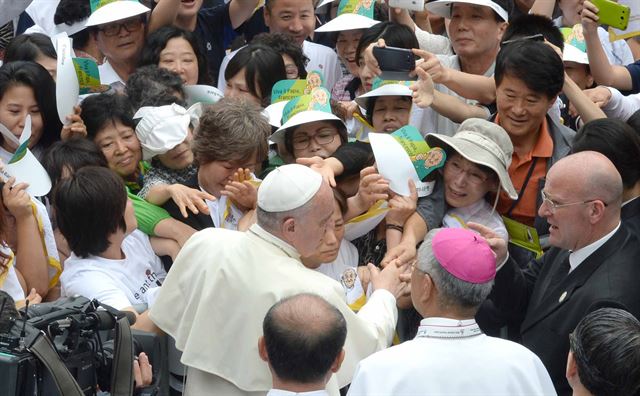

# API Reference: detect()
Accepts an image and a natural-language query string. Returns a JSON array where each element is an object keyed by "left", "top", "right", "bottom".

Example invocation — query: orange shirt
[{"left": 496, "top": 116, "right": 554, "bottom": 227}]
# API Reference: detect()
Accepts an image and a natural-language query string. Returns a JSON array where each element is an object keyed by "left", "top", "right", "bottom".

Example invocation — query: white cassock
[
  {"left": 149, "top": 224, "right": 398, "bottom": 396},
  {"left": 348, "top": 317, "right": 557, "bottom": 396}
]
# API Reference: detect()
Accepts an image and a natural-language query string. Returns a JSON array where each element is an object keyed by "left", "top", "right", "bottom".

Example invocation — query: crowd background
[{"left": 0, "top": 0, "right": 640, "bottom": 394}]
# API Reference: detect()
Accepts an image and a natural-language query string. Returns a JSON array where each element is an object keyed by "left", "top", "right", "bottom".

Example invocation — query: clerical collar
[
  {"left": 415, "top": 317, "right": 482, "bottom": 339},
  {"left": 248, "top": 224, "right": 300, "bottom": 260},
  {"left": 267, "top": 389, "right": 329, "bottom": 396}
]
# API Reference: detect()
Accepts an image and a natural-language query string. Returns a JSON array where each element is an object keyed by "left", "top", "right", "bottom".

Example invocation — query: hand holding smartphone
[
  {"left": 591, "top": 0, "right": 630, "bottom": 30},
  {"left": 372, "top": 46, "right": 417, "bottom": 81}
]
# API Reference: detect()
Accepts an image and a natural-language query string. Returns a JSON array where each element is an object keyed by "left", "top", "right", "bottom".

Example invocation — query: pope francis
[{"left": 149, "top": 164, "right": 402, "bottom": 395}]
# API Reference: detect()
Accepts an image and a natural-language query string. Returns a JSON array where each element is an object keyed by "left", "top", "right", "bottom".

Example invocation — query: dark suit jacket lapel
[
  {"left": 622, "top": 197, "right": 640, "bottom": 222},
  {"left": 521, "top": 227, "right": 629, "bottom": 332}
]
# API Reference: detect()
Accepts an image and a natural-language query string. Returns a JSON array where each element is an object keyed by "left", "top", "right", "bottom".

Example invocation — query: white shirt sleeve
[
  {"left": 415, "top": 25, "right": 453, "bottom": 56},
  {"left": 63, "top": 273, "right": 132, "bottom": 310},
  {"left": 602, "top": 87, "right": 640, "bottom": 121}
]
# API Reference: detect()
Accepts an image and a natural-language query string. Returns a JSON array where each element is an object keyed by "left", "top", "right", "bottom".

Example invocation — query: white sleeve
[
  {"left": 415, "top": 25, "right": 453, "bottom": 55},
  {"left": 602, "top": 87, "right": 640, "bottom": 121},
  {"left": 63, "top": 274, "right": 132, "bottom": 310}
]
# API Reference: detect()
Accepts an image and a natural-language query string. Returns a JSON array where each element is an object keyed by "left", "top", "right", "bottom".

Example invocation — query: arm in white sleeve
[{"left": 602, "top": 87, "right": 640, "bottom": 122}]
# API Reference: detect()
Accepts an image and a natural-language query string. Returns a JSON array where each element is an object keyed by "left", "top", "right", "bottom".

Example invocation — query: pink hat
[{"left": 432, "top": 228, "right": 496, "bottom": 284}]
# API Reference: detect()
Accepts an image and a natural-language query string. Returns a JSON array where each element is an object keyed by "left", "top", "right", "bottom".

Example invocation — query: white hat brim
[
  {"left": 355, "top": 84, "right": 413, "bottom": 110},
  {"left": 272, "top": 110, "right": 344, "bottom": 145},
  {"left": 315, "top": 14, "right": 380, "bottom": 33},
  {"left": 316, "top": 0, "right": 335, "bottom": 11},
  {"left": 563, "top": 43, "right": 589, "bottom": 65},
  {"left": 86, "top": 1, "right": 150, "bottom": 27},
  {"left": 426, "top": 133, "right": 518, "bottom": 200},
  {"left": 426, "top": 0, "right": 508, "bottom": 22},
  {"left": 263, "top": 101, "right": 288, "bottom": 128}
]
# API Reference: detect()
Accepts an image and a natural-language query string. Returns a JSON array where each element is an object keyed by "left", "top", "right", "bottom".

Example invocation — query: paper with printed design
[
  {"left": 184, "top": 85, "right": 224, "bottom": 106},
  {"left": 271, "top": 70, "right": 326, "bottom": 103},
  {"left": 338, "top": 0, "right": 375, "bottom": 17},
  {"left": 281, "top": 87, "right": 332, "bottom": 124},
  {"left": 55, "top": 32, "right": 79, "bottom": 125},
  {"left": 72, "top": 58, "right": 105, "bottom": 94}
]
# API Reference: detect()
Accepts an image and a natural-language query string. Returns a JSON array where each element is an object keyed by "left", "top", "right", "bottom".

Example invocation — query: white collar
[
  {"left": 267, "top": 389, "right": 329, "bottom": 396},
  {"left": 99, "top": 60, "right": 126, "bottom": 87},
  {"left": 248, "top": 224, "right": 301, "bottom": 260},
  {"left": 415, "top": 317, "right": 482, "bottom": 339},
  {"left": 569, "top": 222, "right": 620, "bottom": 273},
  {"left": 622, "top": 196, "right": 640, "bottom": 207}
]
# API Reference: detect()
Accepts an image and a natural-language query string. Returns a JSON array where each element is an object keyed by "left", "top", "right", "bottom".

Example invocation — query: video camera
[{"left": 0, "top": 295, "right": 143, "bottom": 396}]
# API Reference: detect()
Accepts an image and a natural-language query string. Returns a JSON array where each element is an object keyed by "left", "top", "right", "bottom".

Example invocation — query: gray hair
[
  {"left": 256, "top": 195, "right": 316, "bottom": 234},
  {"left": 417, "top": 228, "right": 494, "bottom": 311}
]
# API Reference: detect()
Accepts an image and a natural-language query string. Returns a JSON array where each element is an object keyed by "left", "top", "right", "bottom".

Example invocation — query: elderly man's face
[
  {"left": 95, "top": 16, "right": 145, "bottom": 66},
  {"left": 264, "top": 0, "right": 315, "bottom": 46},
  {"left": 448, "top": 4, "right": 506, "bottom": 63},
  {"left": 291, "top": 183, "right": 337, "bottom": 257}
]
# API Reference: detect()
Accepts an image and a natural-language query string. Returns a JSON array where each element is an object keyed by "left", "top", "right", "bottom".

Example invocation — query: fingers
[
  {"left": 133, "top": 359, "right": 142, "bottom": 387},
  {"left": 467, "top": 221, "right": 499, "bottom": 239},
  {"left": 407, "top": 179, "right": 418, "bottom": 200},
  {"left": 296, "top": 156, "right": 322, "bottom": 166},
  {"left": 138, "top": 352, "right": 153, "bottom": 386}
]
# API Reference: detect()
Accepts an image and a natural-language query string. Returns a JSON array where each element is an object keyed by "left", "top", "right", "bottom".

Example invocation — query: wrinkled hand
[
  {"left": 168, "top": 184, "right": 214, "bottom": 218},
  {"left": 353, "top": 166, "right": 389, "bottom": 211},
  {"left": 411, "top": 48, "right": 449, "bottom": 84},
  {"left": 357, "top": 265, "right": 371, "bottom": 293},
  {"left": 368, "top": 260, "right": 410, "bottom": 299},
  {"left": 222, "top": 170, "right": 258, "bottom": 211},
  {"left": 583, "top": 86, "right": 612, "bottom": 108},
  {"left": 133, "top": 352, "right": 153, "bottom": 388},
  {"left": 410, "top": 67, "right": 435, "bottom": 108},
  {"left": 61, "top": 106, "right": 87, "bottom": 140},
  {"left": 2, "top": 178, "right": 33, "bottom": 220},
  {"left": 381, "top": 240, "right": 417, "bottom": 268},
  {"left": 467, "top": 222, "right": 508, "bottom": 266},
  {"left": 581, "top": 0, "right": 600, "bottom": 34},
  {"left": 386, "top": 180, "right": 418, "bottom": 226},
  {"left": 297, "top": 156, "right": 337, "bottom": 187},
  {"left": 337, "top": 101, "right": 359, "bottom": 120}
]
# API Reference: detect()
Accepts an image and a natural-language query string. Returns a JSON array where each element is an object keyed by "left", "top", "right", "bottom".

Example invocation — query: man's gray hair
[
  {"left": 417, "top": 228, "right": 494, "bottom": 310},
  {"left": 257, "top": 196, "right": 316, "bottom": 234}
]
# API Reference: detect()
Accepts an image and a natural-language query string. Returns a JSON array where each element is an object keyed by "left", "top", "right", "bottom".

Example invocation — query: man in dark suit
[{"left": 473, "top": 151, "right": 640, "bottom": 396}]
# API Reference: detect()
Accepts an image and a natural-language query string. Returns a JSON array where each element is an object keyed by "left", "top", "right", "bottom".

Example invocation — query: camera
[{"left": 0, "top": 295, "right": 147, "bottom": 396}]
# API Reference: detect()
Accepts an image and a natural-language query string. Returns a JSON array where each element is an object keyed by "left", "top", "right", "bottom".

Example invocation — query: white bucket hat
[
  {"left": 86, "top": 0, "right": 150, "bottom": 27},
  {"left": 426, "top": 0, "right": 509, "bottom": 22},
  {"left": 426, "top": 118, "right": 518, "bottom": 200},
  {"left": 355, "top": 83, "right": 413, "bottom": 110},
  {"left": 315, "top": 14, "right": 379, "bottom": 33},
  {"left": 563, "top": 43, "right": 589, "bottom": 65},
  {"left": 263, "top": 100, "right": 288, "bottom": 129},
  {"left": 134, "top": 103, "right": 202, "bottom": 160},
  {"left": 271, "top": 110, "right": 344, "bottom": 146}
]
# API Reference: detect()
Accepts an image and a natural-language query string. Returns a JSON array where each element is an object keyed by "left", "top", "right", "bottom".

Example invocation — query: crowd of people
[{"left": 1, "top": 0, "right": 640, "bottom": 394}]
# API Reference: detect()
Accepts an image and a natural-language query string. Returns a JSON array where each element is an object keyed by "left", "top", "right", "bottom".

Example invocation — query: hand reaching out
[
  {"left": 61, "top": 106, "right": 87, "bottom": 140},
  {"left": 168, "top": 184, "right": 214, "bottom": 218},
  {"left": 410, "top": 67, "right": 435, "bottom": 109},
  {"left": 386, "top": 180, "right": 418, "bottom": 226},
  {"left": 221, "top": 168, "right": 258, "bottom": 211}
]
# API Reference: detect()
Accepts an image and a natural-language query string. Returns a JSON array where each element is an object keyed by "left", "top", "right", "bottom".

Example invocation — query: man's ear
[
  {"left": 258, "top": 336, "right": 269, "bottom": 363},
  {"left": 497, "top": 21, "right": 508, "bottom": 41},
  {"left": 566, "top": 351, "right": 578, "bottom": 382},
  {"left": 281, "top": 217, "right": 296, "bottom": 240},
  {"left": 263, "top": 5, "right": 271, "bottom": 29},
  {"left": 416, "top": 271, "right": 435, "bottom": 307},
  {"left": 330, "top": 349, "right": 346, "bottom": 373}
]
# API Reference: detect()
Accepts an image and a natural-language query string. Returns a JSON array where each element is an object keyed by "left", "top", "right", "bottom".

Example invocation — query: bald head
[
  {"left": 548, "top": 151, "right": 622, "bottom": 208},
  {"left": 262, "top": 293, "right": 347, "bottom": 384}
]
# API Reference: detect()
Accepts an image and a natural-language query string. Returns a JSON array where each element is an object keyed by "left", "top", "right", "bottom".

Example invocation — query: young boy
[{"left": 55, "top": 166, "right": 168, "bottom": 333}]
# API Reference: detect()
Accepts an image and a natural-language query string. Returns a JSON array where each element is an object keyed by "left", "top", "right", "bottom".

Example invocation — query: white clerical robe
[
  {"left": 149, "top": 225, "right": 398, "bottom": 395},
  {"left": 348, "top": 318, "right": 557, "bottom": 396}
]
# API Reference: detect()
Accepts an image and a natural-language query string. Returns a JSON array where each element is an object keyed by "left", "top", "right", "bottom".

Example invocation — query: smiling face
[
  {"left": 443, "top": 153, "right": 498, "bottom": 208},
  {"left": 448, "top": 4, "right": 506, "bottom": 62},
  {"left": 93, "top": 119, "right": 142, "bottom": 178},
  {"left": 264, "top": 0, "right": 315, "bottom": 46},
  {"left": 0, "top": 84, "right": 44, "bottom": 153},
  {"left": 371, "top": 96, "right": 412, "bottom": 133},
  {"left": 496, "top": 74, "right": 556, "bottom": 144},
  {"left": 177, "top": 0, "right": 203, "bottom": 19},
  {"left": 198, "top": 151, "right": 259, "bottom": 198},
  {"left": 158, "top": 37, "right": 199, "bottom": 85},
  {"left": 336, "top": 30, "right": 363, "bottom": 76},
  {"left": 95, "top": 16, "right": 145, "bottom": 66}
]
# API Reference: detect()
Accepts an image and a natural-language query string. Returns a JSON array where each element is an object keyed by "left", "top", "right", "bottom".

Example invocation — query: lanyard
[
  {"left": 505, "top": 157, "right": 539, "bottom": 217},
  {"left": 415, "top": 321, "right": 483, "bottom": 339}
]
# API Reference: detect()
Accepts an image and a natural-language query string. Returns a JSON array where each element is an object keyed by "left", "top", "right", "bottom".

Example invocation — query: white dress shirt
[{"left": 569, "top": 222, "right": 620, "bottom": 273}]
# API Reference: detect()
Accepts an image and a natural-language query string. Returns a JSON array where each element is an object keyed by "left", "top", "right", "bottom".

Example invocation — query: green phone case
[{"left": 591, "top": 0, "right": 630, "bottom": 31}]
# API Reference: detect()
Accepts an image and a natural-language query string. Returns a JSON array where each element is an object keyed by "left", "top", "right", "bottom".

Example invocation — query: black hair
[
  {"left": 495, "top": 40, "right": 564, "bottom": 99},
  {"left": 53, "top": 166, "right": 128, "bottom": 258},
  {"left": 251, "top": 32, "right": 309, "bottom": 79},
  {"left": 126, "top": 65, "right": 186, "bottom": 109},
  {"left": 570, "top": 308, "right": 640, "bottom": 396},
  {"left": 139, "top": 26, "right": 211, "bottom": 85},
  {"left": 225, "top": 43, "right": 287, "bottom": 107},
  {"left": 0, "top": 61, "right": 61, "bottom": 151},
  {"left": 54, "top": 0, "right": 92, "bottom": 50},
  {"left": 364, "top": 95, "right": 412, "bottom": 126},
  {"left": 501, "top": 14, "right": 564, "bottom": 49},
  {"left": 41, "top": 138, "right": 108, "bottom": 194},
  {"left": 571, "top": 118, "right": 640, "bottom": 190},
  {"left": 4, "top": 33, "right": 57, "bottom": 63},
  {"left": 627, "top": 109, "right": 640, "bottom": 135},
  {"left": 80, "top": 93, "right": 135, "bottom": 140},
  {"left": 262, "top": 294, "right": 347, "bottom": 383},
  {"left": 356, "top": 22, "right": 419, "bottom": 66},
  {"left": 284, "top": 120, "right": 348, "bottom": 158}
]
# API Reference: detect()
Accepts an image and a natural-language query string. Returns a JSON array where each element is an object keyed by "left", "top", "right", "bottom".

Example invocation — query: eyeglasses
[
  {"left": 540, "top": 190, "right": 607, "bottom": 214},
  {"left": 444, "top": 160, "right": 490, "bottom": 185},
  {"left": 292, "top": 128, "right": 337, "bottom": 150},
  {"left": 98, "top": 17, "right": 143, "bottom": 37}
]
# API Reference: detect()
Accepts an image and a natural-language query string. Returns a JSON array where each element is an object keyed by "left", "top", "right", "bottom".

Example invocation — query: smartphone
[
  {"left": 388, "top": 0, "right": 425, "bottom": 12},
  {"left": 372, "top": 46, "right": 417, "bottom": 81},
  {"left": 591, "top": 0, "right": 630, "bottom": 31}
]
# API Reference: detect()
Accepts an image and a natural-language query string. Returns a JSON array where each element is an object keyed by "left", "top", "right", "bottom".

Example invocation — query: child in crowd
[
  {"left": 55, "top": 166, "right": 168, "bottom": 333},
  {"left": 162, "top": 98, "right": 269, "bottom": 231}
]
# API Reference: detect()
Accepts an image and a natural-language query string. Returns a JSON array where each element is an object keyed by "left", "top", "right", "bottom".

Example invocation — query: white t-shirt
[
  {"left": 217, "top": 41, "right": 343, "bottom": 94},
  {"left": 316, "top": 241, "right": 369, "bottom": 310},
  {"left": 60, "top": 230, "right": 166, "bottom": 310},
  {"left": 443, "top": 198, "right": 509, "bottom": 242},
  {"left": 0, "top": 246, "right": 25, "bottom": 301}
]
